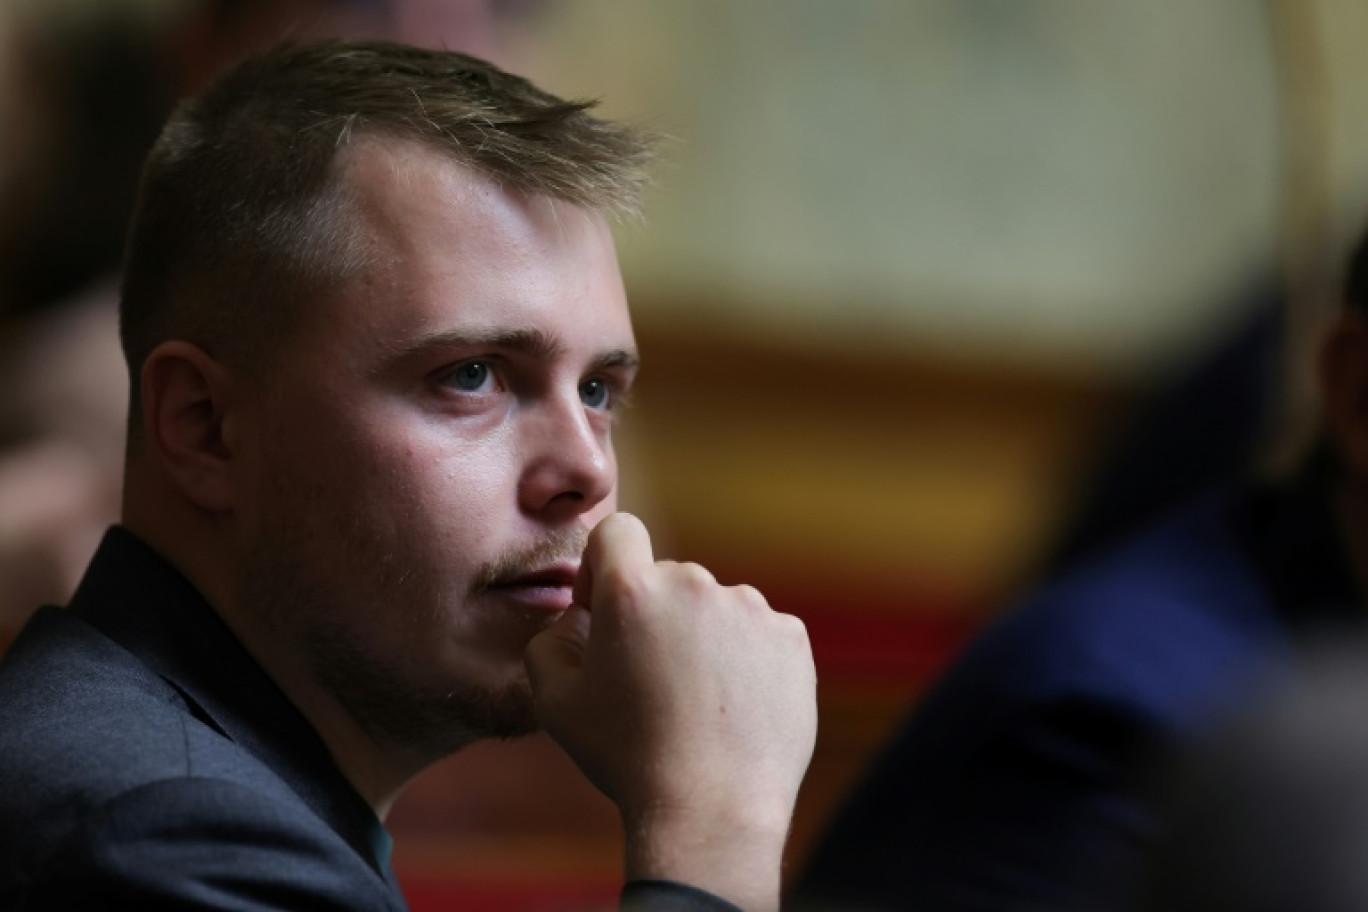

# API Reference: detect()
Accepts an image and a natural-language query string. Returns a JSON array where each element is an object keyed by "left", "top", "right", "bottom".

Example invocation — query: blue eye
[
  {"left": 444, "top": 361, "right": 493, "bottom": 392},
  {"left": 579, "top": 378, "right": 611, "bottom": 409}
]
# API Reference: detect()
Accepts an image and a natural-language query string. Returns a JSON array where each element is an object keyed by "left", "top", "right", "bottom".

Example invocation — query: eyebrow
[
  {"left": 590, "top": 348, "right": 641, "bottom": 374},
  {"left": 378, "top": 327, "right": 640, "bottom": 375}
]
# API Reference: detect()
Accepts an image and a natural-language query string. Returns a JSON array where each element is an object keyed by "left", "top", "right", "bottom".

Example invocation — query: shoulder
[
  {"left": 917, "top": 489, "right": 1287, "bottom": 740},
  {"left": 0, "top": 606, "right": 202, "bottom": 787},
  {"left": 0, "top": 610, "right": 397, "bottom": 910},
  {"left": 7, "top": 777, "right": 399, "bottom": 911}
]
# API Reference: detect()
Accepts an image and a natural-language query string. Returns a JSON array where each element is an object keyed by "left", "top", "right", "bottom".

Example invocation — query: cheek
[
  {"left": 386, "top": 430, "right": 522, "bottom": 527},
  {"left": 266, "top": 395, "right": 527, "bottom": 541}
]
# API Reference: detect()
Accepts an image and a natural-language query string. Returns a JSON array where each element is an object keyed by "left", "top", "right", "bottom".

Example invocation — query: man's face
[{"left": 236, "top": 138, "right": 637, "bottom": 753}]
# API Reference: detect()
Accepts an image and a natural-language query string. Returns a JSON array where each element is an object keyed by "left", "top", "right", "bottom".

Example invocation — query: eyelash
[
  {"left": 581, "top": 376, "right": 632, "bottom": 413},
  {"left": 436, "top": 360, "right": 631, "bottom": 413},
  {"left": 439, "top": 360, "right": 500, "bottom": 394}
]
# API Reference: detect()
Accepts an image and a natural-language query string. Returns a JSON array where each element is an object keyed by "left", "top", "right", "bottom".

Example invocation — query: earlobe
[
  {"left": 1320, "top": 310, "right": 1368, "bottom": 476},
  {"left": 139, "top": 341, "right": 238, "bottom": 513}
]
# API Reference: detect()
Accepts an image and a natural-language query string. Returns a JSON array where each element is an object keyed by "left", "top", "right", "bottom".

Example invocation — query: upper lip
[{"left": 496, "top": 563, "right": 579, "bottom": 588}]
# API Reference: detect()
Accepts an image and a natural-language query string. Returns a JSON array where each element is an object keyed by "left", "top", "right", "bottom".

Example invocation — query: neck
[
  {"left": 209, "top": 599, "right": 446, "bottom": 819},
  {"left": 123, "top": 504, "right": 434, "bottom": 819},
  {"left": 253, "top": 651, "right": 423, "bottom": 818}
]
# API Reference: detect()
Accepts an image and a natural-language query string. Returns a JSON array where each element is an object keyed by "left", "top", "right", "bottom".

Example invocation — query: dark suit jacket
[
  {"left": 794, "top": 482, "right": 1363, "bottom": 912},
  {"left": 0, "top": 528, "right": 737, "bottom": 911}
]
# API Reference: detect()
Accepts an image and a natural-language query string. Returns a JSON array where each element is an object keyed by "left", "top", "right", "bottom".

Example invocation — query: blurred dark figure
[
  {"left": 0, "top": 17, "right": 165, "bottom": 318},
  {"left": 791, "top": 250, "right": 1368, "bottom": 910},
  {"left": 1044, "top": 277, "right": 1283, "bottom": 572},
  {"left": 1138, "top": 645, "right": 1368, "bottom": 912},
  {"left": 0, "top": 0, "right": 530, "bottom": 641}
]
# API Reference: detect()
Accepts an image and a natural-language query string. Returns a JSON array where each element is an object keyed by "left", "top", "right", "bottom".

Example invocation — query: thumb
[{"left": 525, "top": 605, "right": 592, "bottom": 700}]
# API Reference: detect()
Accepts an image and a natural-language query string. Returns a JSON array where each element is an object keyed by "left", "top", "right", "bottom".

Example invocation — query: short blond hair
[{"left": 119, "top": 38, "right": 652, "bottom": 412}]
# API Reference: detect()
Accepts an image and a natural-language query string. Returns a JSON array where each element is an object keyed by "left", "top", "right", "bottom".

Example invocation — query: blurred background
[{"left": 4, "top": 0, "right": 1368, "bottom": 908}]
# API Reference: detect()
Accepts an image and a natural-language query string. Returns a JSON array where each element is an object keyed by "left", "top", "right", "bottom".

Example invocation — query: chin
[{"left": 416, "top": 677, "right": 541, "bottom": 750}]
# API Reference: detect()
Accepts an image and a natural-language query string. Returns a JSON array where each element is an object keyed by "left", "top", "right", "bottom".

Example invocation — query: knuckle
[
  {"left": 733, "top": 583, "right": 771, "bottom": 611},
  {"left": 777, "top": 611, "right": 811, "bottom": 644},
  {"left": 671, "top": 561, "right": 717, "bottom": 593}
]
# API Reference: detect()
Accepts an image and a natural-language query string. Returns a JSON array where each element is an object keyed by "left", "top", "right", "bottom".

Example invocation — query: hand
[{"left": 526, "top": 513, "right": 817, "bottom": 911}]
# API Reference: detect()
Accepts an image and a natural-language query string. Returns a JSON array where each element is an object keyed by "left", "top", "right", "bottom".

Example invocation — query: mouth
[{"left": 484, "top": 564, "right": 579, "bottom": 611}]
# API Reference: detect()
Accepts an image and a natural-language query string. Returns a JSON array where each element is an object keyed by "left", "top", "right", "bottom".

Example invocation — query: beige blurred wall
[
  {"left": 519, "top": 0, "right": 1283, "bottom": 379},
  {"left": 502, "top": 1, "right": 1299, "bottom": 605},
  {"left": 1309, "top": 0, "right": 1368, "bottom": 261}
]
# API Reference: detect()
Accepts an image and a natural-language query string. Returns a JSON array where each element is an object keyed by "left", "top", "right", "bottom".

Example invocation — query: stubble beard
[{"left": 237, "top": 520, "right": 582, "bottom": 764}]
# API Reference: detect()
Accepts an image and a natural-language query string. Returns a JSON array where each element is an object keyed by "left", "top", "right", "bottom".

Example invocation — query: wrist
[{"left": 622, "top": 804, "right": 790, "bottom": 912}]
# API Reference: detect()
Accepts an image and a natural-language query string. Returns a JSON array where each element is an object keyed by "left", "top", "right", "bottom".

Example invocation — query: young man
[{"left": 0, "top": 39, "right": 817, "bottom": 911}]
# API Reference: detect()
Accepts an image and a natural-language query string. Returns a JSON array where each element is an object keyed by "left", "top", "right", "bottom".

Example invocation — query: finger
[
  {"left": 580, "top": 512, "right": 655, "bottom": 610},
  {"left": 571, "top": 548, "right": 593, "bottom": 612},
  {"left": 525, "top": 605, "right": 592, "bottom": 698}
]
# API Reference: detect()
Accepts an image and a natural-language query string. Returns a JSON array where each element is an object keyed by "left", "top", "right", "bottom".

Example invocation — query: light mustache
[{"left": 469, "top": 527, "right": 589, "bottom": 595}]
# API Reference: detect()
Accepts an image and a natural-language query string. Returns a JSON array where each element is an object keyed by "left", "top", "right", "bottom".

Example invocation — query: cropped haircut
[{"left": 119, "top": 38, "right": 653, "bottom": 420}]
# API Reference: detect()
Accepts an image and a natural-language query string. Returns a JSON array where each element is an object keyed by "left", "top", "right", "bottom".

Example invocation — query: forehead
[{"left": 308, "top": 135, "right": 633, "bottom": 359}]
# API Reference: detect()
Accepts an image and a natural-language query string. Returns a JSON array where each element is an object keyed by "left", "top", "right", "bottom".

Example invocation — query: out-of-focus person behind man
[
  {"left": 0, "top": 37, "right": 817, "bottom": 911},
  {"left": 792, "top": 228, "right": 1368, "bottom": 910}
]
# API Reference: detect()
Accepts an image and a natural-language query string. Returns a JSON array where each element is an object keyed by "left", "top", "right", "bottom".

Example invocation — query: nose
[{"left": 517, "top": 393, "right": 616, "bottom": 522}]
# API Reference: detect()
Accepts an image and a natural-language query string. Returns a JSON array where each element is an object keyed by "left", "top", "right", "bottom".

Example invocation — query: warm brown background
[{"left": 6, "top": 2, "right": 1368, "bottom": 910}]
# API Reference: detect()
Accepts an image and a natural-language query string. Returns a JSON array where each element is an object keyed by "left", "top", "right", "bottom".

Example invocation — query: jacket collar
[{"left": 66, "top": 526, "right": 395, "bottom": 880}]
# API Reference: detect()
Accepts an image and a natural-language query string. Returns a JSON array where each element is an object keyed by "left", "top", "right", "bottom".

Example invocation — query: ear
[
  {"left": 138, "top": 341, "right": 241, "bottom": 513},
  {"left": 1320, "top": 309, "right": 1368, "bottom": 477}
]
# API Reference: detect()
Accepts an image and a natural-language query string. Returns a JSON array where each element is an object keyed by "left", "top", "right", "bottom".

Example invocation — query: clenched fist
[{"left": 526, "top": 513, "right": 817, "bottom": 911}]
